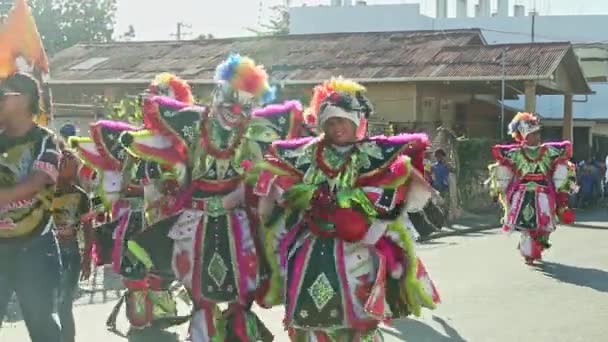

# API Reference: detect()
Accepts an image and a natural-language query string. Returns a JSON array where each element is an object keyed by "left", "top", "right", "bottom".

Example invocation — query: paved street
[{"left": 2, "top": 209, "right": 607, "bottom": 342}]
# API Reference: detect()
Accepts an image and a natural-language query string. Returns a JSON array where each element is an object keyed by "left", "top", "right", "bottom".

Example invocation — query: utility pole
[
  {"left": 531, "top": 13, "right": 535, "bottom": 42},
  {"left": 171, "top": 22, "right": 192, "bottom": 41},
  {"left": 500, "top": 47, "right": 507, "bottom": 141},
  {"left": 531, "top": 0, "right": 536, "bottom": 42}
]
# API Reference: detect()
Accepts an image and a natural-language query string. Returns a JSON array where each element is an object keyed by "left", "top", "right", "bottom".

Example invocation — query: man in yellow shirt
[{"left": 0, "top": 73, "right": 61, "bottom": 342}]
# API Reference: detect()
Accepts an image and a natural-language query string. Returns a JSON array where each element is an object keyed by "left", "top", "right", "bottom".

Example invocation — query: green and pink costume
[{"left": 251, "top": 133, "right": 441, "bottom": 341}]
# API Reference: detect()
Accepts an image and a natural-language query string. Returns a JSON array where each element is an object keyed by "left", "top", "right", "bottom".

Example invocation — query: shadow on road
[
  {"left": 386, "top": 316, "right": 467, "bottom": 341},
  {"left": 127, "top": 329, "right": 181, "bottom": 342},
  {"left": 537, "top": 262, "right": 608, "bottom": 293},
  {"left": 569, "top": 223, "right": 608, "bottom": 230}
]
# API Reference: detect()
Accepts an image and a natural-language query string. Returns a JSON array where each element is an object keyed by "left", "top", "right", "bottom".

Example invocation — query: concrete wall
[
  {"left": 575, "top": 46, "right": 608, "bottom": 82},
  {"left": 48, "top": 81, "right": 505, "bottom": 140},
  {"left": 48, "top": 83, "right": 216, "bottom": 135},
  {"left": 593, "top": 122, "right": 608, "bottom": 137},
  {"left": 49, "top": 83, "right": 215, "bottom": 104},
  {"left": 290, "top": 4, "right": 432, "bottom": 35},
  {"left": 277, "top": 82, "right": 418, "bottom": 125}
]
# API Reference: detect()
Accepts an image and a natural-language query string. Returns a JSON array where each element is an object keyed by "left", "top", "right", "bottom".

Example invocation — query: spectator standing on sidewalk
[
  {"left": 52, "top": 141, "right": 94, "bottom": 342},
  {"left": 431, "top": 149, "right": 455, "bottom": 198},
  {"left": 0, "top": 72, "right": 62, "bottom": 342}
]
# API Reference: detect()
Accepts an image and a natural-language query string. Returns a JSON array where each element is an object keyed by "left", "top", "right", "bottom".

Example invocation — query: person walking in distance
[
  {"left": 488, "top": 112, "right": 577, "bottom": 265},
  {"left": 53, "top": 141, "right": 94, "bottom": 342},
  {"left": 0, "top": 72, "right": 62, "bottom": 342}
]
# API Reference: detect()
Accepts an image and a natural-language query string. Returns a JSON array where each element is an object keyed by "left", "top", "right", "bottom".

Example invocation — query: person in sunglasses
[
  {"left": 251, "top": 77, "right": 441, "bottom": 341},
  {"left": 52, "top": 143, "right": 94, "bottom": 342},
  {"left": 0, "top": 72, "right": 61, "bottom": 342}
]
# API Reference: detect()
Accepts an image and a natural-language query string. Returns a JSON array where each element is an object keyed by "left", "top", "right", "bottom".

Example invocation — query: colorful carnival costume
[
  {"left": 121, "top": 54, "right": 308, "bottom": 341},
  {"left": 488, "top": 113, "right": 576, "bottom": 264},
  {"left": 250, "top": 78, "right": 440, "bottom": 341},
  {"left": 69, "top": 74, "right": 193, "bottom": 335}
]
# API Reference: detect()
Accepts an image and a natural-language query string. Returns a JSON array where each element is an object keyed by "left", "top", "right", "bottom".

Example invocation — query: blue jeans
[
  {"left": 0, "top": 232, "right": 61, "bottom": 342},
  {"left": 58, "top": 239, "right": 81, "bottom": 342}
]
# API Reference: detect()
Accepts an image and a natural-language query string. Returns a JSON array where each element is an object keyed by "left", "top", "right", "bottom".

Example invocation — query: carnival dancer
[
  {"left": 488, "top": 112, "right": 576, "bottom": 265},
  {"left": 249, "top": 78, "right": 440, "bottom": 341},
  {"left": 52, "top": 142, "right": 94, "bottom": 342},
  {"left": 120, "top": 54, "right": 308, "bottom": 341},
  {"left": 69, "top": 73, "right": 194, "bottom": 337}
]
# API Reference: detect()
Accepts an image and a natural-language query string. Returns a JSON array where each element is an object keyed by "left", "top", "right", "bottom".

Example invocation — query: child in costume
[
  {"left": 121, "top": 54, "right": 308, "bottom": 341},
  {"left": 250, "top": 78, "right": 440, "bottom": 341},
  {"left": 69, "top": 73, "right": 193, "bottom": 336},
  {"left": 488, "top": 112, "right": 576, "bottom": 265}
]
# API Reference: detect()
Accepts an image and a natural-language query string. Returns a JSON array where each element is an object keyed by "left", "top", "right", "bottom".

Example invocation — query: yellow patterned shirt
[{"left": 0, "top": 126, "right": 59, "bottom": 241}]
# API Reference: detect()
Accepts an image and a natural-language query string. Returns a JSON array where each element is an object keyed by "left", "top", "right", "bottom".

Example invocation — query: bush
[{"left": 456, "top": 137, "right": 497, "bottom": 211}]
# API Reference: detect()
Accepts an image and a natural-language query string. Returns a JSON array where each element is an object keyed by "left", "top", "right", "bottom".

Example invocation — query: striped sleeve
[{"left": 33, "top": 133, "right": 60, "bottom": 183}]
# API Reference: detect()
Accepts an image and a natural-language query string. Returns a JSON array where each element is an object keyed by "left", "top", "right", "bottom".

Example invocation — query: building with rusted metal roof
[{"left": 47, "top": 29, "right": 590, "bottom": 142}]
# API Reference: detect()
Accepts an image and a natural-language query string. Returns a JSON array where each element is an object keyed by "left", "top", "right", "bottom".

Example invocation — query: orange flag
[{"left": 0, "top": 0, "right": 49, "bottom": 78}]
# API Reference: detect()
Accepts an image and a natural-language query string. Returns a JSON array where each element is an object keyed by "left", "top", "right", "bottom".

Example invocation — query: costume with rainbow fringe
[
  {"left": 488, "top": 112, "right": 577, "bottom": 264},
  {"left": 69, "top": 74, "right": 194, "bottom": 335},
  {"left": 249, "top": 78, "right": 440, "bottom": 341},
  {"left": 120, "top": 54, "right": 309, "bottom": 341}
]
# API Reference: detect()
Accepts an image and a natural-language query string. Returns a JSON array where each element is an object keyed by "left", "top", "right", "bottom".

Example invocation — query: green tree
[
  {"left": 248, "top": 5, "right": 288, "bottom": 36},
  {"left": 27, "top": 0, "right": 117, "bottom": 55},
  {"left": 94, "top": 96, "right": 143, "bottom": 125}
]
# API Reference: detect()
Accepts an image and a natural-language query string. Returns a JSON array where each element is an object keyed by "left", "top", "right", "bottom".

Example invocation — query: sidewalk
[
  {"left": 421, "top": 209, "right": 502, "bottom": 241},
  {"left": 423, "top": 205, "right": 608, "bottom": 241}
]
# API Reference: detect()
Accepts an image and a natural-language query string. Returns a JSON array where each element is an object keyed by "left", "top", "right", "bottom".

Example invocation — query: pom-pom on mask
[
  {"left": 508, "top": 112, "right": 541, "bottom": 143},
  {"left": 318, "top": 91, "right": 364, "bottom": 127},
  {"left": 211, "top": 54, "right": 276, "bottom": 128},
  {"left": 147, "top": 73, "right": 194, "bottom": 105},
  {"left": 306, "top": 78, "right": 373, "bottom": 139}
]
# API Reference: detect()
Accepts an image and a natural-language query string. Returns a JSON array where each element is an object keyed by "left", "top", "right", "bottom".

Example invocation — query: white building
[{"left": 289, "top": 2, "right": 608, "bottom": 44}]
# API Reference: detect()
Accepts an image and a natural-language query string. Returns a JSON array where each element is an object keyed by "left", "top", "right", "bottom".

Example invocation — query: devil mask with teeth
[{"left": 211, "top": 54, "right": 276, "bottom": 128}]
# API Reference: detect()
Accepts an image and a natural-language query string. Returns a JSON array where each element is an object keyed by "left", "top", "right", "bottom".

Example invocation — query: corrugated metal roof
[{"left": 48, "top": 29, "right": 583, "bottom": 90}]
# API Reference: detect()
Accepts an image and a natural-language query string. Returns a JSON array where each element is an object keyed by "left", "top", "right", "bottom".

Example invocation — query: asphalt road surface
[{"left": 2, "top": 209, "right": 607, "bottom": 341}]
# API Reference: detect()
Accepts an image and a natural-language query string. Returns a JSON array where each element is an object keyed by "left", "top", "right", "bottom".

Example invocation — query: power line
[{"left": 170, "top": 22, "right": 192, "bottom": 41}]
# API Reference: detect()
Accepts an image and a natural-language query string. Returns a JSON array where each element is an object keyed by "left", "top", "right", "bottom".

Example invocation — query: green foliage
[
  {"left": 248, "top": 5, "right": 289, "bottom": 36},
  {"left": 28, "top": 0, "right": 117, "bottom": 55},
  {"left": 384, "top": 123, "right": 395, "bottom": 136},
  {"left": 92, "top": 95, "right": 142, "bottom": 125},
  {"left": 96, "top": 94, "right": 211, "bottom": 126},
  {"left": 456, "top": 137, "right": 496, "bottom": 210},
  {"left": 109, "top": 97, "right": 143, "bottom": 124}
]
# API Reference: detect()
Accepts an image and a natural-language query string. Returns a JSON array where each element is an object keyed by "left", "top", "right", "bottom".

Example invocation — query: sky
[{"left": 115, "top": 0, "right": 608, "bottom": 41}]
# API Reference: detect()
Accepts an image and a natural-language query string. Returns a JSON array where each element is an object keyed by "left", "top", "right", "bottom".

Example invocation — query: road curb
[{"left": 420, "top": 224, "right": 499, "bottom": 241}]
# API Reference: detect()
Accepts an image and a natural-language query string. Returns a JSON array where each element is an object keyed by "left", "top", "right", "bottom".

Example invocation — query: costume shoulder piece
[
  {"left": 491, "top": 143, "right": 520, "bottom": 164},
  {"left": 142, "top": 95, "right": 208, "bottom": 160},
  {"left": 265, "top": 133, "right": 429, "bottom": 179},
  {"left": 492, "top": 141, "right": 572, "bottom": 166},
  {"left": 70, "top": 120, "right": 137, "bottom": 171},
  {"left": 266, "top": 136, "right": 319, "bottom": 175},
  {"left": 542, "top": 141, "right": 572, "bottom": 161},
  {"left": 358, "top": 133, "right": 429, "bottom": 177},
  {"left": 124, "top": 96, "right": 207, "bottom": 165},
  {"left": 245, "top": 100, "right": 306, "bottom": 160}
]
